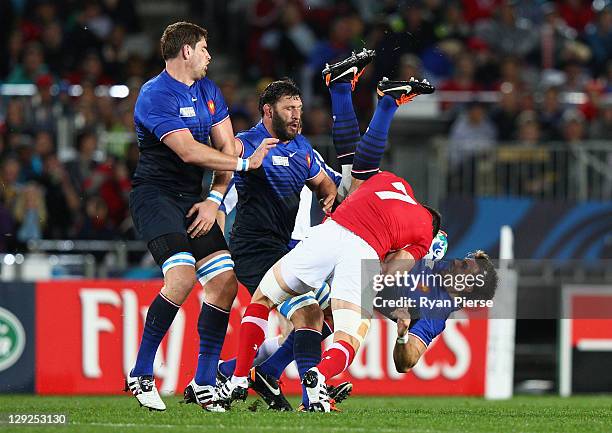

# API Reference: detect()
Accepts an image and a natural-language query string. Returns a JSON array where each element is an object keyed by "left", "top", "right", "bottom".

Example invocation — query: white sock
[
  {"left": 230, "top": 375, "right": 248, "bottom": 386},
  {"left": 338, "top": 165, "right": 353, "bottom": 199},
  {"left": 253, "top": 335, "right": 282, "bottom": 366}
]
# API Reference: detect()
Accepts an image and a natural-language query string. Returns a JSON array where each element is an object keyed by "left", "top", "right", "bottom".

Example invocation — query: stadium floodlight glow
[
  {"left": 109, "top": 85, "right": 129, "bottom": 98},
  {"left": 14, "top": 254, "right": 25, "bottom": 265},
  {"left": 0, "top": 84, "right": 37, "bottom": 96},
  {"left": 3, "top": 254, "right": 15, "bottom": 266},
  {"left": 69, "top": 85, "right": 83, "bottom": 97}
]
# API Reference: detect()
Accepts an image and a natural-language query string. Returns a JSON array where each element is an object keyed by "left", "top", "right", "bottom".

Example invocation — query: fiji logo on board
[{"left": 0, "top": 306, "right": 26, "bottom": 372}]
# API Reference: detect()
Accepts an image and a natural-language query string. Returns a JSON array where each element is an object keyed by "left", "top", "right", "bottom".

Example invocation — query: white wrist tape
[
  {"left": 236, "top": 157, "right": 250, "bottom": 171},
  {"left": 206, "top": 190, "right": 223, "bottom": 206},
  {"left": 396, "top": 333, "right": 409, "bottom": 345}
]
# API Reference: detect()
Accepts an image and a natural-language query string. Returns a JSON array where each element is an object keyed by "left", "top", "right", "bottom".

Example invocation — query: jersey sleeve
[
  {"left": 402, "top": 241, "right": 430, "bottom": 260},
  {"left": 220, "top": 177, "right": 237, "bottom": 215},
  {"left": 408, "top": 318, "right": 446, "bottom": 347},
  {"left": 136, "top": 89, "right": 187, "bottom": 141},
  {"left": 313, "top": 149, "right": 341, "bottom": 186},
  {"left": 236, "top": 135, "right": 256, "bottom": 158},
  {"left": 209, "top": 81, "right": 230, "bottom": 126},
  {"left": 306, "top": 144, "right": 322, "bottom": 180}
]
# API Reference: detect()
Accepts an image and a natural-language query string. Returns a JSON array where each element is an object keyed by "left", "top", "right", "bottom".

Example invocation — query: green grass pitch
[{"left": 0, "top": 395, "right": 610, "bottom": 433}]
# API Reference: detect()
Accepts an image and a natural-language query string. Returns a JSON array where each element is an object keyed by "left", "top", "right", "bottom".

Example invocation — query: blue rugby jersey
[
  {"left": 378, "top": 260, "right": 459, "bottom": 347},
  {"left": 132, "top": 70, "right": 229, "bottom": 196},
  {"left": 230, "top": 122, "right": 322, "bottom": 245}
]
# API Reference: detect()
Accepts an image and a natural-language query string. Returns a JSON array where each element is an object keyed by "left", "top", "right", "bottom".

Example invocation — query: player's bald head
[{"left": 160, "top": 21, "right": 208, "bottom": 61}]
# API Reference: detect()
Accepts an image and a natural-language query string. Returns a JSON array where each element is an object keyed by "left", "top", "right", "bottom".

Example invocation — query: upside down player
[
  {"left": 218, "top": 51, "right": 441, "bottom": 411},
  {"left": 125, "top": 22, "right": 275, "bottom": 412}
]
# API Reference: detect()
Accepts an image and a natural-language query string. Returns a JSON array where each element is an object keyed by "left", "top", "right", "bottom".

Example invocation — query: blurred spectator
[
  {"left": 0, "top": 202, "right": 15, "bottom": 252},
  {"left": 561, "top": 108, "right": 587, "bottom": 145},
  {"left": 538, "top": 86, "right": 565, "bottom": 140},
  {"left": 29, "top": 130, "right": 55, "bottom": 177},
  {"left": 66, "top": 51, "right": 113, "bottom": 86},
  {"left": 562, "top": 58, "right": 590, "bottom": 92},
  {"left": 29, "top": 74, "right": 63, "bottom": 132},
  {"left": 462, "top": 0, "right": 503, "bottom": 24},
  {"left": 440, "top": 52, "right": 484, "bottom": 111},
  {"left": 37, "top": 154, "right": 80, "bottom": 239},
  {"left": 397, "top": 54, "right": 423, "bottom": 81},
  {"left": 589, "top": 103, "right": 612, "bottom": 140},
  {"left": 86, "top": 158, "right": 131, "bottom": 228},
  {"left": 490, "top": 88, "right": 521, "bottom": 141},
  {"left": 433, "top": 1, "right": 471, "bottom": 42},
  {"left": 0, "top": 156, "right": 22, "bottom": 211},
  {"left": 536, "top": 2, "right": 578, "bottom": 71},
  {"left": 13, "top": 182, "right": 46, "bottom": 244},
  {"left": 75, "top": 196, "right": 116, "bottom": 240},
  {"left": 584, "top": 7, "right": 612, "bottom": 77},
  {"left": 579, "top": 79, "right": 605, "bottom": 121},
  {"left": 4, "top": 98, "right": 31, "bottom": 134},
  {"left": 516, "top": 110, "right": 541, "bottom": 145},
  {"left": 40, "top": 21, "right": 66, "bottom": 76},
  {"left": 475, "top": 1, "right": 538, "bottom": 58},
  {"left": 448, "top": 101, "right": 497, "bottom": 165},
  {"left": 6, "top": 41, "right": 49, "bottom": 84},
  {"left": 65, "top": 130, "right": 99, "bottom": 196},
  {"left": 302, "top": 103, "right": 331, "bottom": 136},
  {"left": 558, "top": 0, "right": 594, "bottom": 32}
]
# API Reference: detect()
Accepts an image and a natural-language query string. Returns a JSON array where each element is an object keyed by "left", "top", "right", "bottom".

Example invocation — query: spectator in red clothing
[
  {"left": 558, "top": 0, "right": 594, "bottom": 33},
  {"left": 440, "top": 51, "right": 484, "bottom": 111},
  {"left": 462, "top": 0, "right": 503, "bottom": 24},
  {"left": 85, "top": 158, "right": 131, "bottom": 229},
  {"left": 65, "top": 51, "right": 114, "bottom": 86}
]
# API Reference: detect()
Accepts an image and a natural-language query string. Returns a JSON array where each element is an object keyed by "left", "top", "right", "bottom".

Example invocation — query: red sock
[
  {"left": 234, "top": 303, "right": 269, "bottom": 377},
  {"left": 317, "top": 340, "right": 355, "bottom": 380}
]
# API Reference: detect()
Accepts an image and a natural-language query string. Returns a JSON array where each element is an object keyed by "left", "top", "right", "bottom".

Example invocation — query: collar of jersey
[{"left": 162, "top": 69, "right": 197, "bottom": 92}]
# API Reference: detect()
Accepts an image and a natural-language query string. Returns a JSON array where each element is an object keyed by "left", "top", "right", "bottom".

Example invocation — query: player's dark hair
[
  {"left": 160, "top": 21, "right": 208, "bottom": 61},
  {"left": 468, "top": 250, "right": 498, "bottom": 301},
  {"left": 422, "top": 205, "right": 441, "bottom": 238},
  {"left": 258, "top": 78, "right": 302, "bottom": 115}
]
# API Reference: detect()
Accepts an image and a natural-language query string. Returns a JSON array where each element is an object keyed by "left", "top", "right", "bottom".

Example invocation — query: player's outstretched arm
[
  {"left": 164, "top": 129, "right": 277, "bottom": 171},
  {"left": 381, "top": 249, "right": 417, "bottom": 276},
  {"left": 393, "top": 319, "right": 427, "bottom": 373}
]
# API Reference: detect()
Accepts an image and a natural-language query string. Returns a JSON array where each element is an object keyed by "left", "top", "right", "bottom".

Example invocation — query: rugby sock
[
  {"left": 317, "top": 340, "right": 356, "bottom": 380},
  {"left": 330, "top": 82, "right": 359, "bottom": 166},
  {"left": 218, "top": 335, "right": 281, "bottom": 377},
  {"left": 352, "top": 95, "right": 398, "bottom": 180},
  {"left": 194, "top": 302, "right": 230, "bottom": 386},
  {"left": 132, "top": 293, "right": 179, "bottom": 376},
  {"left": 294, "top": 328, "right": 322, "bottom": 407},
  {"left": 233, "top": 303, "right": 269, "bottom": 378},
  {"left": 258, "top": 331, "right": 296, "bottom": 379},
  {"left": 256, "top": 318, "right": 333, "bottom": 381}
]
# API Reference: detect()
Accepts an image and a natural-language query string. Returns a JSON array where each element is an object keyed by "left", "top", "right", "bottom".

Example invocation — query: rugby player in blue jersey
[{"left": 124, "top": 21, "right": 275, "bottom": 412}]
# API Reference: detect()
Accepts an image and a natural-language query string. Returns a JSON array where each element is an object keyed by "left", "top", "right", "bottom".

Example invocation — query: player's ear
[
  {"left": 263, "top": 103, "right": 272, "bottom": 119},
  {"left": 182, "top": 44, "right": 191, "bottom": 59}
]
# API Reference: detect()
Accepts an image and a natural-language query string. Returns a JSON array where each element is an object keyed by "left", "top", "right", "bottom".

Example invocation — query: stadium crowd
[{"left": 1, "top": 0, "right": 612, "bottom": 251}]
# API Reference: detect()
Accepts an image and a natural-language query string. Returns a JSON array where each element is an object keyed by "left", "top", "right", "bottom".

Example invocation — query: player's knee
[
  {"left": 205, "top": 270, "right": 238, "bottom": 307},
  {"left": 291, "top": 303, "right": 324, "bottom": 330},
  {"left": 163, "top": 267, "right": 197, "bottom": 304}
]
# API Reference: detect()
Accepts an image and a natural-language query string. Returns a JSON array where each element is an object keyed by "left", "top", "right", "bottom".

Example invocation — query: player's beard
[{"left": 271, "top": 109, "right": 299, "bottom": 142}]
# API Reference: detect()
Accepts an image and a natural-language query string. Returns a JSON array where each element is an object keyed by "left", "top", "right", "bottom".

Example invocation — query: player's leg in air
[
  {"left": 125, "top": 198, "right": 238, "bottom": 412},
  {"left": 322, "top": 49, "right": 434, "bottom": 197},
  {"left": 295, "top": 58, "right": 436, "bottom": 412}
]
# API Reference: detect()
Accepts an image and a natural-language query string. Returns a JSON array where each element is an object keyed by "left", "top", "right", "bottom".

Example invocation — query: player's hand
[
  {"left": 186, "top": 200, "right": 218, "bottom": 238},
  {"left": 396, "top": 318, "right": 410, "bottom": 337},
  {"left": 319, "top": 191, "right": 336, "bottom": 214},
  {"left": 247, "top": 138, "right": 278, "bottom": 170}
]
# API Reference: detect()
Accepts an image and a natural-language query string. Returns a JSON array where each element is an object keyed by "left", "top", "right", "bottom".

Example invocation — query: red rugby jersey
[{"left": 332, "top": 171, "right": 433, "bottom": 260}]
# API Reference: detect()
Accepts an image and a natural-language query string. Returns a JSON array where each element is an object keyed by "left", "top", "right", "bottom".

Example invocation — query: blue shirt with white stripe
[
  {"left": 231, "top": 122, "right": 322, "bottom": 246},
  {"left": 132, "top": 70, "right": 229, "bottom": 196}
]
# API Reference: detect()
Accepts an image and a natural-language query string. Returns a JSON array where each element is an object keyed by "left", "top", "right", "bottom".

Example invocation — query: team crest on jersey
[
  {"left": 305, "top": 153, "right": 311, "bottom": 167},
  {"left": 207, "top": 100, "right": 215, "bottom": 115}
]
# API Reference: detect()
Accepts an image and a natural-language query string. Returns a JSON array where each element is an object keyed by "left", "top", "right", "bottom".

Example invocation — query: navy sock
[
  {"left": 132, "top": 293, "right": 179, "bottom": 376},
  {"left": 258, "top": 331, "right": 296, "bottom": 379},
  {"left": 294, "top": 328, "right": 322, "bottom": 407},
  {"left": 195, "top": 302, "right": 230, "bottom": 386},
  {"left": 218, "top": 358, "right": 236, "bottom": 378},
  {"left": 330, "top": 83, "right": 359, "bottom": 166},
  {"left": 352, "top": 95, "right": 398, "bottom": 180}
]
